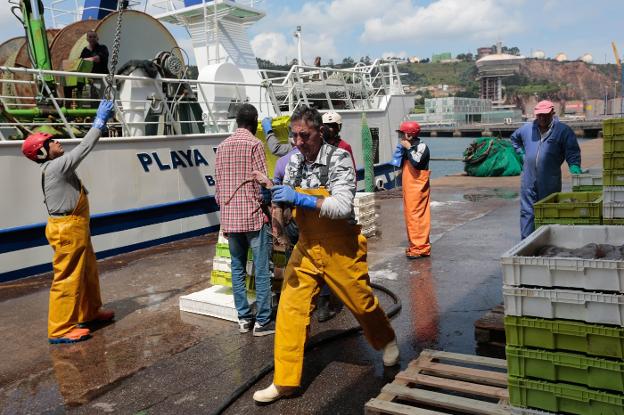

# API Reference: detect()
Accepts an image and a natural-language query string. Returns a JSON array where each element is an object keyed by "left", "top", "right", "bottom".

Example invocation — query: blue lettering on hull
[{"left": 136, "top": 149, "right": 210, "bottom": 173}]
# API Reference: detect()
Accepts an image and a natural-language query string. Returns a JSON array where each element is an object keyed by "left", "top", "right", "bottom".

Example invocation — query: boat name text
[{"left": 137, "top": 149, "right": 209, "bottom": 173}]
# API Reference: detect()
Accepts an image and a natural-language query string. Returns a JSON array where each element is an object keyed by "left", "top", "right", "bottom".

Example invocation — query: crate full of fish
[{"left": 501, "top": 225, "right": 624, "bottom": 292}]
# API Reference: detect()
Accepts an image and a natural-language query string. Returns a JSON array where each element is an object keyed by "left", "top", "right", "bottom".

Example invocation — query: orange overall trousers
[
  {"left": 46, "top": 189, "right": 102, "bottom": 338},
  {"left": 402, "top": 162, "right": 431, "bottom": 256},
  {"left": 273, "top": 187, "right": 396, "bottom": 387}
]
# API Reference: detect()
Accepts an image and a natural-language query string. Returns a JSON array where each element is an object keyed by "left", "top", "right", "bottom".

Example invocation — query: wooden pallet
[{"left": 365, "top": 349, "right": 510, "bottom": 415}]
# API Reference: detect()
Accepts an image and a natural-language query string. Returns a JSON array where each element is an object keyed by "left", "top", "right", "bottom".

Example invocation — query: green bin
[
  {"left": 504, "top": 316, "right": 624, "bottom": 360},
  {"left": 603, "top": 118, "right": 624, "bottom": 137},
  {"left": 506, "top": 346, "right": 624, "bottom": 392},
  {"left": 211, "top": 270, "right": 255, "bottom": 291},
  {"left": 508, "top": 376, "right": 624, "bottom": 415},
  {"left": 533, "top": 191, "right": 602, "bottom": 220}
]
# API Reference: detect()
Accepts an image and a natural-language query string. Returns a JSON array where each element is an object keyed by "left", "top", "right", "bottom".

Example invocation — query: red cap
[
  {"left": 22, "top": 132, "right": 53, "bottom": 162},
  {"left": 534, "top": 100, "right": 555, "bottom": 115},
  {"left": 396, "top": 121, "right": 421, "bottom": 136}
]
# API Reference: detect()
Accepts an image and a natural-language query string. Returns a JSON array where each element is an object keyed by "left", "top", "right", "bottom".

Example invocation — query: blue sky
[{"left": 1, "top": 0, "right": 622, "bottom": 65}]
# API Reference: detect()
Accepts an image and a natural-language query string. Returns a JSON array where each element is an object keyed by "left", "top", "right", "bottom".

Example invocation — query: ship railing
[
  {"left": 0, "top": 65, "right": 272, "bottom": 140},
  {"left": 260, "top": 59, "right": 405, "bottom": 112},
  {"left": 150, "top": 0, "right": 265, "bottom": 14}
]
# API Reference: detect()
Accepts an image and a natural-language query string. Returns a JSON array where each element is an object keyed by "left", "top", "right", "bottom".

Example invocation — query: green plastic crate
[
  {"left": 211, "top": 270, "right": 255, "bottom": 291},
  {"left": 506, "top": 346, "right": 624, "bottom": 392},
  {"left": 604, "top": 218, "right": 624, "bottom": 225},
  {"left": 603, "top": 119, "right": 624, "bottom": 137},
  {"left": 504, "top": 316, "right": 624, "bottom": 360},
  {"left": 508, "top": 376, "right": 624, "bottom": 415},
  {"left": 604, "top": 139, "right": 624, "bottom": 154},
  {"left": 604, "top": 153, "right": 624, "bottom": 170},
  {"left": 534, "top": 191, "right": 602, "bottom": 220},
  {"left": 572, "top": 185, "right": 603, "bottom": 192},
  {"left": 603, "top": 170, "right": 624, "bottom": 186},
  {"left": 534, "top": 218, "right": 601, "bottom": 229},
  {"left": 215, "top": 243, "right": 252, "bottom": 259}
]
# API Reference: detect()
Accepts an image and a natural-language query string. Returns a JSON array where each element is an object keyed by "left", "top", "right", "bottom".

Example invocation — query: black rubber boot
[{"left": 317, "top": 295, "right": 336, "bottom": 323}]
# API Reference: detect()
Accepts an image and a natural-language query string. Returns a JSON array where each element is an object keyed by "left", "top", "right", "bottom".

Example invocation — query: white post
[{"left": 294, "top": 26, "right": 302, "bottom": 71}]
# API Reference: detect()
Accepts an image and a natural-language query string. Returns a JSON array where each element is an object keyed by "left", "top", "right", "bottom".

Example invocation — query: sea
[{"left": 422, "top": 136, "right": 592, "bottom": 179}]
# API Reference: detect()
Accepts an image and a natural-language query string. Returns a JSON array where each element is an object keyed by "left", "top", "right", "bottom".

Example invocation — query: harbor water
[{"left": 423, "top": 136, "right": 592, "bottom": 179}]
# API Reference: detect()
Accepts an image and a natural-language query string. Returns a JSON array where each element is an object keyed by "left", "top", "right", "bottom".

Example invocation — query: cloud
[
  {"left": 250, "top": 31, "right": 339, "bottom": 65},
  {"left": 362, "top": 0, "right": 522, "bottom": 42}
]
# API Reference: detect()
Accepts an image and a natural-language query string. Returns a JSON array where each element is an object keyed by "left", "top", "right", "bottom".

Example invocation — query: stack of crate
[
  {"left": 501, "top": 225, "right": 624, "bottom": 415},
  {"left": 571, "top": 168, "right": 602, "bottom": 192},
  {"left": 533, "top": 191, "right": 602, "bottom": 229},
  {"left": 211, "top": 229, "right": 255, "bottom": 291},
  {"left": 603, "top": 119, "right": 624, "bottom": 225},
  {"left": 354, "top": 192, "right": 377, "bottom": 238}
]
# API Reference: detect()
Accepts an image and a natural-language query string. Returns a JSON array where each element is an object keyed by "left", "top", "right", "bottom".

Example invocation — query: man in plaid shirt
[{"left": 215, "top": 104, "right": 274, "bottom": 336}]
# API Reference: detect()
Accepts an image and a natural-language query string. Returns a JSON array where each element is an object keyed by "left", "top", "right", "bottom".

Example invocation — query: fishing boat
[{"left": 0, "top": 0, "right": 415, "bottom": 282}]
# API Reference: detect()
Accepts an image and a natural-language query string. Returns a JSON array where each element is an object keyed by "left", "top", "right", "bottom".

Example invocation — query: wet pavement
[{"left": 0, "top": 138, "right": 602, "bottom": 414}]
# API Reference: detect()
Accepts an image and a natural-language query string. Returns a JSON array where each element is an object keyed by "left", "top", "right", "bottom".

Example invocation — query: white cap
[{"left": 322, "top": 111, "right": 342, "bottom": 125}]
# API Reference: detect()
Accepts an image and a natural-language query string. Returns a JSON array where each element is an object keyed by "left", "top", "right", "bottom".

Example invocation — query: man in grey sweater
[{"left": 22, "top": 99, "right": 115, "bottom": 344}]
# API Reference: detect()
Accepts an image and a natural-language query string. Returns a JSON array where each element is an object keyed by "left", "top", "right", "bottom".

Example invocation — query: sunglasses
[{"left": 291, "top": 131, "right": 312, "bottom": 140}]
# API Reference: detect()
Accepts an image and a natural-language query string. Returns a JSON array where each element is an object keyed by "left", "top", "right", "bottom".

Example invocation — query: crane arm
[{"left": 612, "top": 41, "right": 621, "bottom": 68}]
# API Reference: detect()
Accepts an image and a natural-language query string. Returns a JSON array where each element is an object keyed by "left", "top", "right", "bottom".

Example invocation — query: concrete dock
[{"left": 0, "top": 138, "right": 602, "bottom": 414}]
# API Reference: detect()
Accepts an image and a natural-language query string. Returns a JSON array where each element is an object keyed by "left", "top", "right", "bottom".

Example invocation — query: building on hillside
[
  {"left": 431, "top": 52, "right": 452, "bottom": 63},
  {"left": 409, "top": 97, "right": 522, "bottom": 125},
  {"left": 475, "top": 49, "right": 524, "bottom": 105},
  {"left": 477, "top": 47, "right": 493, "bottom": 60}
]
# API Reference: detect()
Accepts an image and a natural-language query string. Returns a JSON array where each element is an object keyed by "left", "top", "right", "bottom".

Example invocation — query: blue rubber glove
[
  {"left": 262, "top": 117, "right": 273, "bottom": 134},
  {"left": 93, "top": 100, "right": 114, "bottom": 130},
  {"left": 271, "top": 185, "right": 317, "bottom": 209},
  {"left": 390, "top": 143, "right": 405, "bottom": 167},
  {"left": 569, "top": 164, "right": 582, "bottom": 175},
  {"left": 260, "top": 187, "right": 271, "bottom": 204}
]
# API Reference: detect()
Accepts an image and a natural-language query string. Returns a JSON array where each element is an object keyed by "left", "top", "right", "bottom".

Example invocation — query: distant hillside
[
  {"left": 400, "top": 59, "right": 619, "bottom": 101},
  {"left": 519, "top": 59, "right": 618, "bottom": 100},
  {"left": 401, "top": 61, "right": 476, "bottom": 86}
]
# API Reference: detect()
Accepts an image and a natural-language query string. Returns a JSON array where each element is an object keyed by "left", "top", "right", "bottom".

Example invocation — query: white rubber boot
[
  {"left": 382, "top": 338, "right": 400, "bottom": 366},
  {"left": 253, "top": 383, "right": 292, "bottom": 404}
]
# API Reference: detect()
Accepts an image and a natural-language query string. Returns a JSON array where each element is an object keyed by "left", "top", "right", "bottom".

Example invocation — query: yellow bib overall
[
  {"left": 401, "top": 162, "right": 431, "bottom": 256},
  {"left": 274, "top": 187, "right": 396, "bottom": 387},
  {"left": 45, "top": 189, "right": 102, "bottom": 338}
]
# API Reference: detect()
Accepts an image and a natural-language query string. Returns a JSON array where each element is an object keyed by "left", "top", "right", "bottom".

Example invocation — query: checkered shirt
[{"left": 215, "top": 128, "right": 267, "bottom": 233}]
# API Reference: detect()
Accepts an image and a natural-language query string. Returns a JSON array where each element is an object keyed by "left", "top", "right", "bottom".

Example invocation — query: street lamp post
[{"left": 615, "top": 81, "right": 619, "bottom": 115}]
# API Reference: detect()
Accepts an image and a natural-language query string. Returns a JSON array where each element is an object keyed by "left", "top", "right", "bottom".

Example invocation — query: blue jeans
[{"left": 227, "top": 224, "right": 272, "bottom": 325}]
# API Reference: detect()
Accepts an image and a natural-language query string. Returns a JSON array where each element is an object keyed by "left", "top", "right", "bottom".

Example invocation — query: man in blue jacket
[{"left": 511, "top": 100, "right": 582, "bottom": 239}]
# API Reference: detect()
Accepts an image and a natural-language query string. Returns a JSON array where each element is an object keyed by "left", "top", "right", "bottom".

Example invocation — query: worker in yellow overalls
[
  {"left": 21, "top": 99, "right": 115, "bottom": 344},
  {"left": 253, "top": 105, "right": 399, "bottom": 404}
]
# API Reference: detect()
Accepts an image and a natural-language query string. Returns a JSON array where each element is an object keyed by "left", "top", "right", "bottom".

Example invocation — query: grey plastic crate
[{"left": 501, "top": 225, "right": 624, "bottom": 292}]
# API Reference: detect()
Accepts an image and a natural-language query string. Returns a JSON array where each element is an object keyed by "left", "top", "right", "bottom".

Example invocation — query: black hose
[{"left": 210, "top": 282, "right": 402, "bottom": 415}]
